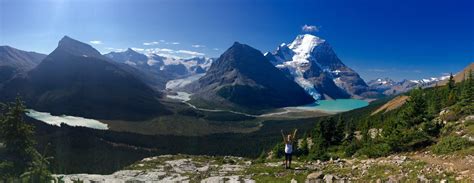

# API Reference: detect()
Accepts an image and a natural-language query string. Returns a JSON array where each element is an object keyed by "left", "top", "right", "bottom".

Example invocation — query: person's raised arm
[
  {"left": 281, "top": 129, "right": 287, "bottom": 143},
  {"left": 292, "top": 129, "right": 298, "bottom": 142}
]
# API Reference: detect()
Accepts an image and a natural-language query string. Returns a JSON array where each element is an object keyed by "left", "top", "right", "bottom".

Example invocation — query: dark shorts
[{"left": 285, "top": 153, "right": 292, "bottom": 161}]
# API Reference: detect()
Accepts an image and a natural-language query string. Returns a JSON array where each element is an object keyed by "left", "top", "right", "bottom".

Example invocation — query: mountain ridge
[
  {"left": 0, "top": 36, "right": 170, "bottom": 120},
  {"left": 189, "top": 42, "right": 315, "bottom": 112}
]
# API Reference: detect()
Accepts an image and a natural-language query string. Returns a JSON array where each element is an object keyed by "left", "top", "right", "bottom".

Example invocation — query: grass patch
[
  {"left": 431, "top": 136, "right": 473, "bottom": 154},
  {"left": 248, "top": 165, "right": 308, "bottom": 183},
  {"left": 361, "top": 164, "right": 399, "bottom": 181}
]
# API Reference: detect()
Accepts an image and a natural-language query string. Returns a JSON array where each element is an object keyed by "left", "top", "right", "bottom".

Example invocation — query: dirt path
[{"left": 410, "top": 151, "right": 474, "bottom": 180}]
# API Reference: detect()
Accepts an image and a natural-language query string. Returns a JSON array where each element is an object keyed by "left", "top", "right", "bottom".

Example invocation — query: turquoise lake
[{"left": 296, "top": 99, "right": 369, "bottom": 112}]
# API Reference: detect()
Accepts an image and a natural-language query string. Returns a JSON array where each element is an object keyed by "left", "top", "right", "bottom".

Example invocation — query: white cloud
[
  {"left": 192, "top": 44, "right": 206, "bottom": 48},
  {"left": 302, "top": 24, "right": 320, "bottom": 32},
  {"left": 138, "top": 47, "right": 206, "bottom": 58},
  {"left": 131, "top": 47, "right": 145, "bottom": 52},
  {"left": 143, "top": 41, "right": 159, "bottom": 46},
  {"left": 153, "top": 40, "right": 180, "bottom": 45},
  {"left": 160, "top": 48, "right": 174, "bottom": 52},
  {"left": 177, "top": 50, "right": 205, "bottom": 56},
  {"left": 89, "top": 40, "right": 103, "bottom": 45},
  {"left": 213, "top": 48, "right": 220, "bottom": 51}
]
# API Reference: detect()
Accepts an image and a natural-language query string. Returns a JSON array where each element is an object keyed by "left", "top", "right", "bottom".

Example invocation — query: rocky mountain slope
[
  {"left": 0, "top": 36, "right": 170, "bottom": 120},
  {"left": 438, "top": 62, "right": 474, "bottom": 85},
  {"left": 0, "top": 46, "right": 46, "bottom": 84},
  {"left": 265, "top": 34, "right": 375, "bottom": 99},
  {"left": 55, "top": 150, "right": 474, "bottom": 182},
  {"left": 189, "top": 42, "right": 315, "bottom": 112}
]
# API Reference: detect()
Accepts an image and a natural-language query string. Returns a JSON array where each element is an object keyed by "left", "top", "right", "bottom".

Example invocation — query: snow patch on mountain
[
  {"left": 409, "top": 75, "right": 450, "bottom": 84},
  {"left": 166, "top": 73, "right": 205, "bottom": 90},
  {"left": 288, "top": 34, "right": 325, "bottom": 64},
  {"left": 267, "top": 34, "right": 330, "bottom": 100}
]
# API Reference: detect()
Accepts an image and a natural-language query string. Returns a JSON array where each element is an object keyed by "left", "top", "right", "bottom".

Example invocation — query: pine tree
[
  {"left": 333, "top": 115, "right": 345, "bottom": 144},
  {"left": 427, "top": 91, "right": 441, "bottom": 117},
  {"left": 0, "top": 97, "right": 37, "bottom": 178},
  {"left": 447, "top": 90, "right": 457, "bottom": 106},
  {"left": 309, "top": 122, "right": 329, "bottom": 160},
  {"left": 448, "top": 72, "right": 455, "bottom": 90},
  {"left": 459, "top": 70, "right": 473, "bottom": 114},
  {"left": 400, "top": 88, "right": 427, "bottom": 127},
  {"left": 0, "top": 97, "right": 52, "bottom": 181}
]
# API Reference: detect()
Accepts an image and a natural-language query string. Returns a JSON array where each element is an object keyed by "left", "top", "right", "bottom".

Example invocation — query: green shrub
[
  {"left": 357, "top": 143, "right": 391, "bottom": 158},
  {"left": 431, "top": 136, "right": 472, "bottom": 154},
  {"left": 343, "top": 141, "right": 359, "bottom": 157},
  {"left": 271, "top": 142, "right": 284, "bottom": 159}
]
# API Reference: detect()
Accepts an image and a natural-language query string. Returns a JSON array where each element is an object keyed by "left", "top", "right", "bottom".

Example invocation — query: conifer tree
[
  {"left": 448, "top": 72, "right": 455, "bottom": 90},
  {"left": 0, "top": 97, "right": 52, "bottom": 181},
  {"left": 0, "top": 97, "right": 36, "bottom": 178},
  {"left": 459, "top": 70, "right": 473, "bottom": 113}
]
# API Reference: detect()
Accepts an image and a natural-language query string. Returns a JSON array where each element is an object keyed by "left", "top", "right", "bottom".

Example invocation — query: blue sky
[{"left": 1, "top": 0, "right": 473, "bottom": 81}]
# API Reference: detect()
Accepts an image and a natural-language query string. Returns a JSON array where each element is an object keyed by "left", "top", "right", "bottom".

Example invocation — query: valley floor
[{"left": 55, "top": 150, "right": 473, "bottom": 183}]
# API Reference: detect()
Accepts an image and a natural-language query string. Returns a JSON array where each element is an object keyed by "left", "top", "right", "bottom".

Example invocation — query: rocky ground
[{"left": 55, "top": 151, "right": 473, "bottom": 183}]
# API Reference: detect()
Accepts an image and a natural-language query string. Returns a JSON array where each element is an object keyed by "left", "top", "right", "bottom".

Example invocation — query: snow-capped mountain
[
  {"left": 409, "top": 76, "right": 450, "bottom": 85},
  {"left": 189, "top": 42, "right": 314, "bottom": 111},
  {"left": 106, "top": 49, "right": 214, "bottom": 82},
  {"left": 368, "top": 75, "right": 450, "bottom": 95},
  {"left": 367, "top": 78, "right": 398, "bottom": 91},
  {"left": 105, "top": 48, "right": 148, "bottom": 66},
  {"left": 154, "top": 56, "right": 213, "bottom": 75},
  {"left": 265, "top": 34, "right": 372, "bottom": 99}
]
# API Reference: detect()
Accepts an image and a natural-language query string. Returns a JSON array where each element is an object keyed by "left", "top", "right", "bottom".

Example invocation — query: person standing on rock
[{"left": 281, "top": 129, "right": 297, "bottom": 169}]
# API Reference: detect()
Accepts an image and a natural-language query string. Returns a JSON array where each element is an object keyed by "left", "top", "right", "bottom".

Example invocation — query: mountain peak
[
  {"left": 232, "top": 41, "right": 244, "bottom": 47},
  {"left": 58, "top": 35, "right": 81, "bottom": 46},
  {"left": 55, "top": 36, "right": 103, "bottom": 58},
  {"left": 60, "top": 35, "right": 73, "bottom": 40},
  {"left": 193, "top": 42, "right": 315, "bottom": 110},
  {"left": 288, "top": 34, "right": 325, "bottom": 55}
]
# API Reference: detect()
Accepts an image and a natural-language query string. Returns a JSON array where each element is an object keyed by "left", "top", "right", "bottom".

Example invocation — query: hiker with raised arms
[{"left": 281, "top": 128, "right": 297, "bottom": 169}]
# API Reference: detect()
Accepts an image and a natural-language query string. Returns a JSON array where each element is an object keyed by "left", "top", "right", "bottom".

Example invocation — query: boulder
[
  {"left": 307, "top": 171, "right": 323, "bottom": 179},
  {"left": 323, "top": 174, "right": 334, "bottom": 183}
]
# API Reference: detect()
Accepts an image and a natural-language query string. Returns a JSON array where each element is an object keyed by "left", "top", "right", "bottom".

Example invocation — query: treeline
[
  {"left": 271, "top": 72, "right": 474, "bottom": 160},
  {"left": 0, "top": 97, "right": 53, "bottom": 182}
]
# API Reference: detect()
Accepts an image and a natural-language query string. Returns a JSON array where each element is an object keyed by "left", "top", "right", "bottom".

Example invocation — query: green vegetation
[
  {"left": 0, "top": 97, "right": 53, "bottom": 182},
  {"left": 8, "top": 71, "right": 472, "bottom": 176},
  {"left": 270, "top": 71, "right": 474, "bottom": 161},
  {"left": 432, "top": 136, "right": 472, "bottom": 154}
]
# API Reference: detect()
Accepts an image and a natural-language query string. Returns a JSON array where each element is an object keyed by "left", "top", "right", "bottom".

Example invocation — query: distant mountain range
[
  {"left": 105, "top": 48, "right": 213, "bottom": 88},
  {"left": 1, "top": 34, "right": 470, "bottom": 119},
  {"left": 367, "top": 75, "right": 451, "bottom": 96},
  {"left": 0, "top": 36, "right": 170, "bottom": 120}
]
